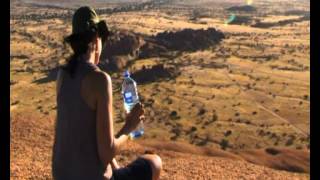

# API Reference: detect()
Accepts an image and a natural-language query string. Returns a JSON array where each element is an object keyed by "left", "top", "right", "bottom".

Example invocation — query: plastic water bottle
[{"left": 121, "top": 70, "right": 144, "bottom": 139}]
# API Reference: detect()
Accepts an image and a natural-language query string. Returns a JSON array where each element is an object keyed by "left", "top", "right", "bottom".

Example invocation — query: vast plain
[{"left": 10, "top": 0, "right": 310, "bottom": 179}]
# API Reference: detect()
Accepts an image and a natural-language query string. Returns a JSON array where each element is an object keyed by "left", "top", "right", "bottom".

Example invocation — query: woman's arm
[
  {"left": 95, "top": 71, "right": 128, "bottom": 166},
  {"left": 95, "top": 71, "right": 144, "bottom": 167}
]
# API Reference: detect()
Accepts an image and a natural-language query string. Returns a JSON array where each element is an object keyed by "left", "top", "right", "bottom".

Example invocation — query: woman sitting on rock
[{"left": 52, "top": 6, "right": 162, "bottom": 180}]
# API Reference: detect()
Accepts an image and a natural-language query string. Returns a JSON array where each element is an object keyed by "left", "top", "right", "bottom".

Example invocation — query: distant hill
[
  {"left": 226, "top": 5, "right": 257, "bottom": 12},
  {"left": 18, "top": 0, "right": 150, "bottom": 3}
]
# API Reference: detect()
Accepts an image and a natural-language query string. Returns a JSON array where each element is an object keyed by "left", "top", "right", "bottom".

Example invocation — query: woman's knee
[
  {"left": 141, "top": 154, "right": 162, "bottom": 170},
  {"left": 150, "top": 154, "right": 162, "bottom": 171},
  {"left": 140, "top": 154, "right": 162, "bottom": 177}
]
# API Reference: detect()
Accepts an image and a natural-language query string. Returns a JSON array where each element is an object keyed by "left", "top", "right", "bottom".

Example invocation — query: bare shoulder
[
  {"left": 91, "top": 70, "right": 111, "bottom": 85},
  {"left": 85, "top": 69, "right": 112, "bottom": 94}
]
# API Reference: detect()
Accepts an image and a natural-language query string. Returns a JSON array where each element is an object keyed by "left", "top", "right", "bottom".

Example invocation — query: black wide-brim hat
[{"left": 66, "top": 6, "right": 110, "bottom": 46}]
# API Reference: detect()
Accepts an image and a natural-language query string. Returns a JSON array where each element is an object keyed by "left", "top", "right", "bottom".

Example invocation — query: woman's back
[{"left": 52, "top": 61, "right": 105, "bottom": 180}]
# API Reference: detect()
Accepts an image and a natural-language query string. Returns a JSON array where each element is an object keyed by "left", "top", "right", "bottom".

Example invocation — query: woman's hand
[
  {"left": 111, "top": 158, "right": 120, "bottom": 170},
  {"left": 103, "top": 163, "right": 113, "bottom": 180},
  {"left": 124, "top": 102, "right": 144, "bottom": 132}
]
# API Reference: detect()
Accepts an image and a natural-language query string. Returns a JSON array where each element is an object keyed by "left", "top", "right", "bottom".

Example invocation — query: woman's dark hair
[{"left": 63, "top": 21, "right": 109, "bottom": 78}]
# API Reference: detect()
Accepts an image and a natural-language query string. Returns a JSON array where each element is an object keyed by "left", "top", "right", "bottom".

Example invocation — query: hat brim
[
  {"left": 65, "top": 20, "right": 110, "bottom": 46},
  {"left": 97, "top": 20, "right": 110, "bottom": 47}
]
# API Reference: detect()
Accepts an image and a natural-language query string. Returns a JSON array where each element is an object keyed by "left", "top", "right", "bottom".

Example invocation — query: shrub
[
  {"left": 169, "top": 111, "right": 180, "bottom": 120},
  {"left": 265, "top": 148, "right": 280, "bottom": 155},
  {"left": 170, "top": 111, "right": 177, "bottom": 117},
  {"left": 11, "top": 100, "right": 20, "bottom": 105},
  {"left": 190, "top": 126, "right": 197, "bottom": 132},
  {"left": 198, "top": 108, "right": 206, "bottom": 115},
  {"left": 270, "top": 133, "right": 277, "bottom": 139},
  {"left": 286, "top": 138, "right": 294, "bottom": 146},
  {"left": 170, "top": 136, "right": 178, "bottom": 141},
  {"left": 220, "top": 139, "right": 229, "bottom": 150},
  {"left": 171, "top": 127, "right": 181, "bottom": 136},
  {"left": 258, "top": 129, "right": 265, "bottom": 136},
  {"left": 224, "top": 130, "right": 232, "bottom": 137},
  {"left": 212, "top": 113, "right": 218, "bottom": 122}
]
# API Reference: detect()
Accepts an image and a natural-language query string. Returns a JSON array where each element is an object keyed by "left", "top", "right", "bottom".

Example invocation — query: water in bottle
[{"left": 121, "top": 70, "right": 144, "bottom": 139}]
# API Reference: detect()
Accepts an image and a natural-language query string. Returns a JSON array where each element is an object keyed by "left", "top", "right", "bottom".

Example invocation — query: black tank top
[{"left": 52, "top": 60, "right": 105, "bottom": 180}]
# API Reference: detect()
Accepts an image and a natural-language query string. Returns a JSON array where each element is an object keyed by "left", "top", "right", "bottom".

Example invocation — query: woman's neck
[{"left": 80, "top": 51, "right": 96, "bottom": 64}]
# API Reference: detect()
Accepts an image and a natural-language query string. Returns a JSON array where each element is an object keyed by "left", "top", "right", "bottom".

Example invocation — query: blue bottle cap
[{"left": 124, "top": 70, "right": 130, "bottom": 77}]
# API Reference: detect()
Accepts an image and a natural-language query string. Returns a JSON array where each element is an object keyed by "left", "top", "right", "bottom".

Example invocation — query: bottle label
[{"left": 124, "top": 92, "right": 133, "bottom": 103}]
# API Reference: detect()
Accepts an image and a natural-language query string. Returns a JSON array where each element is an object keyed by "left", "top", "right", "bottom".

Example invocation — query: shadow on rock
[
  {"left": 131, "top": 64, "right": 180, "bottom": 85},
  {"left": 99, "top": 28, "right": 225, "bottom": 72},
  {"left": 33, "top": 66, "right": 59, "bottom": 84}
]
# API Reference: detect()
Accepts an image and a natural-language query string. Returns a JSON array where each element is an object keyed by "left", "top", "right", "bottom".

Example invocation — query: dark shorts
[{"left": 111, "top": 158, "right": 153, "bottom": 180}]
